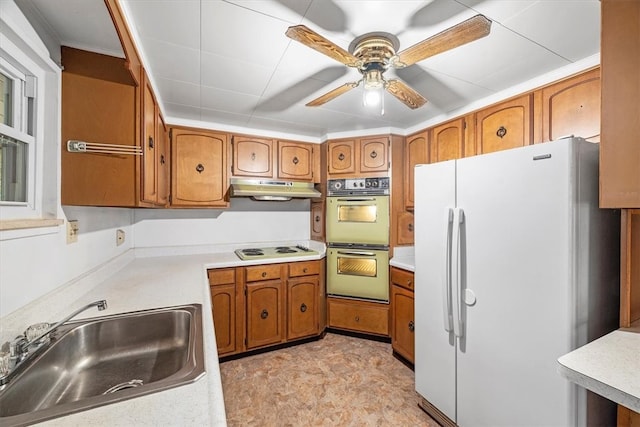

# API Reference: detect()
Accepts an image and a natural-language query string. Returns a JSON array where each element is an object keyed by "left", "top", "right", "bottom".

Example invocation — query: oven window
[
  {"left": 337, "top": 257, "right": 377, "bottom": 277},
  {"left": 337, "top": 205, "right": 377, "bottom": 223}
]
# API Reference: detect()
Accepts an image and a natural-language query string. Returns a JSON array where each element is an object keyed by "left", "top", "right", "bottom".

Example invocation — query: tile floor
[{"left": 219, "top": 332, "right": 439, "bottom": 426}]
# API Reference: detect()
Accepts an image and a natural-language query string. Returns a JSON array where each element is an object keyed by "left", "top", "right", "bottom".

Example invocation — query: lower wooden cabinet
[
  {"left": 327, "top": 297, "right": 389, "bottom": 336},
  {"left": 390, "top": 267, "right": 415, "bottom": 364},
  {"left": 208, "top": 260, "right": 323, "bottom": 357}
]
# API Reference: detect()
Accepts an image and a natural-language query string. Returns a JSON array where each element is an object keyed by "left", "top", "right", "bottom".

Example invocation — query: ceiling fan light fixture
[{"left": 362, "top": 69, "right": 385, "bottom": 115}]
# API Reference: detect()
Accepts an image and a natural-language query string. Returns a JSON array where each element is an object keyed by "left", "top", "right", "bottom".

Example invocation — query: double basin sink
[{"left": 0, "top": 304, "right": 205, "bottom": 426}]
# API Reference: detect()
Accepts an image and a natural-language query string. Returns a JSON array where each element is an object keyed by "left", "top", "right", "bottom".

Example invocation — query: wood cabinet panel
[
  {"left": 431, "top": 118, "right": 464, "bottom": 162},
  {"left": 600, "top": 0, "right": 640, "bottom": 208},
  {"left": 170, "top": 127, "right": 228, "bottom": 207},
  {"left": 328, "top": 140, "right": 356, "bottom": 175},
  {"left": 245, "top": 264, "right": 282, "bottom": 282},
  {"left": 289, "top": 260, "right": 320, "bottom": 277},
  {"left": 391, "top": 284, "right": 415, "bottom": 364},
  {"left": 360, "top": 137, "right": 389, "bottom": 172},
  {"left": 310, "top": 201, "right": 325, "bottom": 242},
  {"left": 156, "top": 114, "right": 169, "bottom": 206},
  {"left": 287, "top": 277, "right": 319, "bottom": 340},
  {"left": 278, "top": 141, "right": 313, "bottom": 181},
  {"left": 476, "top": 94, "right": 532, "bottom": 154},
  {"left": 246, "top": 281, "right": 285, "bottom": 349},
  {"left": 537, "top": 68, "right": 601, "bottom": 143},
  {"left": 404, "top": 131, "right": 428, "bottom": 209},
  {"left": 233, "top": 136, "right": 274, "bottom": 178},
  {"left": 391, "top": 267, "right": 414, "bottom": 292},
  {"left": 397, "top": 211, "right": 414, "bottom": 245},
  {"left": 621, "top": 210, "right": 640, "bottom": 327},
  {"left": 208, "top": 268, "right": 242, "bottom": 357},
  {"left": 141, "top": 77, "right": 157, "bottom": 204},
  {"left": 327, "top": 298, "right": 389, "bottom": 336}
]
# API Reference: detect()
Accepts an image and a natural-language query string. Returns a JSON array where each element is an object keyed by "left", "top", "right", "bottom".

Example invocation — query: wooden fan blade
[
  {"left": 393, "top": 15, "right": 491, "bottom": 68},
  {"left": 306, "top": 82, "right": 359, "bottom": 107},
  {"left": 286, "top": 25, "right": 360, "bottom": 67},
  {"left": 386, "top": 79, "right": 427, "bottom": 109}
]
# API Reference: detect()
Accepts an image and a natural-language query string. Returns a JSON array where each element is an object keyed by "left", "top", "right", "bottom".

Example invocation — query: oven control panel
[{"left": 328, "top": 177, "right": 389, "bottom": 195}]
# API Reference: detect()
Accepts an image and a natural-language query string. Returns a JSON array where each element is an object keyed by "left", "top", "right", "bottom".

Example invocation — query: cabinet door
[
  {"left": 287, "top": 276, "right": 319, "bottom": 340},
  {"left": 431, "top": 118, "right": 464, "bottom": 163},
  {"left": 156, "top": 113, "right": 169, "bottom": 206},
  {"left": 141, "top": 76, "right": 158, "bottom": 204},
  {"left": 278, "top": 141, "right": 313, "bottom": 181},
  {"left": 538, "top": 68, "right": 601, "bottom": 143},
  {"left": 360, "top": 137, "right": 389, "bottom": 173},
  {"left": 327, "top": 140, "right": 356, "bottom": 175},
  {"left": 310, "top": 201, "right": 324, "bottom": 241},
  {"left": 397, "top": 211, "right": 414, "bottom": 245},
  {"left": 476, "top": 94, "right": 532, "bottom": 154},
  {"left": 170, "top": 128, "right": 228, "bottom": 207},
  {"left": 404, "top": 131, "right": 429, "bottom": 209},
  {"left": 246, "top": 280, "right": 285, "bottom": 349},
  {"left": 391, "top": 284, "right": 415, "bottom": 364},
  {"left": 600, "top": 0, "right": 640, "bottom": 208},
  {"left": 210, "top": 283, "right": 238, "bottom": 356},
  {"left": 233, "top": 136, "right": 273, "bottom": 178}
]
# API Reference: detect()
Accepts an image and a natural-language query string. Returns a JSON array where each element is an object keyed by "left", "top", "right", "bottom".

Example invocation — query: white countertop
[
  {"left": 390, "top": 246, "right": 415, "bottom": 272},
  {"left": 557, "top": 322, "right": 640, "bottom": 413},
  {"left": 2, "top": 241, "right": 325, "bottom": 426}
]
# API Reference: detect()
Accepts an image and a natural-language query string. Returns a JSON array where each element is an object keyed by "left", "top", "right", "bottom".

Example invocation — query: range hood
[{"left": 230, "top": 178, "right": 321, "bottom": 201}]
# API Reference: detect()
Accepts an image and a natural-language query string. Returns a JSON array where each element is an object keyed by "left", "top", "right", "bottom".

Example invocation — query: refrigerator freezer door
[
  {"left": 415, "top": 160, "right": 457, "bottom": 422},
  {"left": 455, "top": 141, "right": 574, "bottom": 426}
]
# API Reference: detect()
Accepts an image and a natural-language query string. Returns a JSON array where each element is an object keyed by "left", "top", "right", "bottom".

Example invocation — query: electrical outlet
[
  {"left": 67, "top": 220, "right": 79, "bottom": 244},
  {"left": 116, "top": 229, "right": 125, "bottom": 246}
]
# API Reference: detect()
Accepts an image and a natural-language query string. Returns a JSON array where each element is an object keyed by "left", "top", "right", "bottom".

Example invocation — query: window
[{"left": 1, "top": 64, "right": 35, "bottom": 206}]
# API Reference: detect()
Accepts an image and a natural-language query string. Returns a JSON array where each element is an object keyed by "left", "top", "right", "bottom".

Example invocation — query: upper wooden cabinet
[
  {"left": 327, "top": 136, "right": 389, "bottom": 177},
  {"left": 404, "top": 131, "right": 429, "bottom": 210},
  {"left": 61, "top": 47, "right": 140, "bottom": 207},
  {"left": 277, "top": 140, "right": 314, "bottom": 181},
  {"left": 431, "top": 118, "right": 465, "bottom": 162},
  {"left": 535, "top": 68, "right": 601, "bottom": 144},
  {"left": 475, "top": 94, "right": 533, "bottom": 154},
  {"left": 600, "top": 0, "right": 640, "bottom": 208},
  {"left": 141, "top": 71, "right": 169, "bottom": 206},
  {"left": 170, "top": 127, "right": 229, "bottom": 207},
  {"left": 232, "top": 135, "right": 274, "bottom": 178}
]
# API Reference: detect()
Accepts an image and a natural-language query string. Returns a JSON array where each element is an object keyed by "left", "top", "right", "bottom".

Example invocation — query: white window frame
[{"left": 0, "top": 0, "right": 61, "bottom": 235}]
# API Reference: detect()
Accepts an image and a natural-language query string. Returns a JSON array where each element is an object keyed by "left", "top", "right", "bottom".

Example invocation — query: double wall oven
[{"left": 326, "top": 177, "right": 390, "bottom": 302}]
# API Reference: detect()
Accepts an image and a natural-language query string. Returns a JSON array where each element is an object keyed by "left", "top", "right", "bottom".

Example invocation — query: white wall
[
  {"left": 0, "top": 207, "right": 133, "bottom": 317},
  {"left": 134, "top": 198, "right": 310, "bottom": 247}
]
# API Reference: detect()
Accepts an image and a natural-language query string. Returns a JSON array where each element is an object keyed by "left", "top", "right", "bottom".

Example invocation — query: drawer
[
  {"left": 327, "top": 298, "right": 389, "bottom": 336},
  {"left": 289, "top": 261, "right": 320, "bottom": 277},
  {"left": 245, "top": 264, "right": 282, "bottom": 282},
  {"left": 391, "top": 267, "right": 414, "bottom": 291},
  {"left": 208, "top": 268, "right": 236, "bottom": 285}
]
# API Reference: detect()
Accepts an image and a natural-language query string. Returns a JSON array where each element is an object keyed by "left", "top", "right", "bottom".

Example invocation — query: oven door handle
[
  {"left": 336, "top": 198, "right": 376, "bottom": 202},
  {"left": 336, "top": 250, "right": 377, "bottom": 257}
]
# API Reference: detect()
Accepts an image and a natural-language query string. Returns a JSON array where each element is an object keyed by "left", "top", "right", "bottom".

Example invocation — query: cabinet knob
[
  {"left": 370, "top": 150, "right": 377, "bottom": 159},
  {"left": 160, "top": 154, "right": 166, "bottom": 165},
  {"left": 407, "top": 279, "right": 413, "bottom": 286},
  {"left": 408, "top": 320, "right": 415, "bottom": 332},
  {"left": 303, "top": 268, "right": 308, "bottom": 273},
  {"left": 251, "top": 152, "right": 256, "bottom": 161},
  {"left": 407, "top": 223, "right": 414, "bottom": 232},
  {"left": 261, "top": 271, "right": 267, "bottom": 278},
  {"left": 338, "top": 153, "right": 345, "bottom": 161},
  {"left": 315, "top": 215, "right": 321, "bottom": 222},
  {"left": 300, "top": 303, "right": 307, "bottom": 313},
  {"left": 196, "top": 163, "right": 204, "bottom": 173},
  {"left": 260, "top": 309, "right": 269, "bottom": 319},
  {"left": 292, "top": 156, "right": 299, "bottom": 165},
  {"left": 496, "top": 126, "right": 507, "bottom": 139},
  {"left": 148, "top": 136, "right": 154, "bottom": 149},
  {"left": 354, "top": 315, "right": 360, "bottom": 322}
]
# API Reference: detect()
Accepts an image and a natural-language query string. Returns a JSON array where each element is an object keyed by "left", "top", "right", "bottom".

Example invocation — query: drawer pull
[
  {"left": 303, "top": 268, "right": 308, "bottom": 273},
  {"left": 196, "top": 163, "right": 204, "bottom": 173},
  {"left": 355, "top": 315, "right": 360, "bottom": 322},
  {"left": 261, "top": 271, "right": 267, "bottom": 278},
  {"left": 338, "top": 153, "right": 345, "bottom": 161},
  {"left": 260, "top": 309, "right": 269, "bottom": 319},
  {"left": 407, "top": 279, "right": 412, "bottom": 286},
  {"left": 300, "top": 303, "right": 307, "bottom": 313},
  {"left": 408, "top": 320, "right": 415, "bottom": 332},
  {"left": 293, "top": 156, "right": 299, "bottom": 165}
]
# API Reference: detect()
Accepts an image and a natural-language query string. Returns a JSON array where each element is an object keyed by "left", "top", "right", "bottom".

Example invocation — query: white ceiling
[{"left": 16, "top": 0, "right": 601, "bottom": 140}]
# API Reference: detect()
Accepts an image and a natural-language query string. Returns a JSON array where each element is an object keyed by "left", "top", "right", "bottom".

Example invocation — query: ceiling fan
[{"left": 285, "top": 15, "right": 492, "bottom": 110}]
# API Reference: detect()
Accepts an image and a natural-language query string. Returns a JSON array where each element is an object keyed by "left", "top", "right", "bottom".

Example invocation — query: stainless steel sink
[{"left": 0, "top": 304, "right": 205, "bottom": 426}]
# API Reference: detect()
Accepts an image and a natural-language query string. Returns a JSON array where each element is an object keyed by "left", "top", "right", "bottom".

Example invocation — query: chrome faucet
[{"left": 0, "top": 299, "right": 107, "bottom": 386}]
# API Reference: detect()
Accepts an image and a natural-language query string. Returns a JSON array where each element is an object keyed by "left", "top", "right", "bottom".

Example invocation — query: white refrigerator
[{"left": 414, "top": 138, "right": 620, "bottom": 426}]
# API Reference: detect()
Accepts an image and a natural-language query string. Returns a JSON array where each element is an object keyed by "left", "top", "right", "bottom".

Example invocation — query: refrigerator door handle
[
  {"left": 443, "top": 208, "right": 454, "bottom": 332},
  {"left": 452, "top": 207, "right": 465, "bottom": 338}
]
